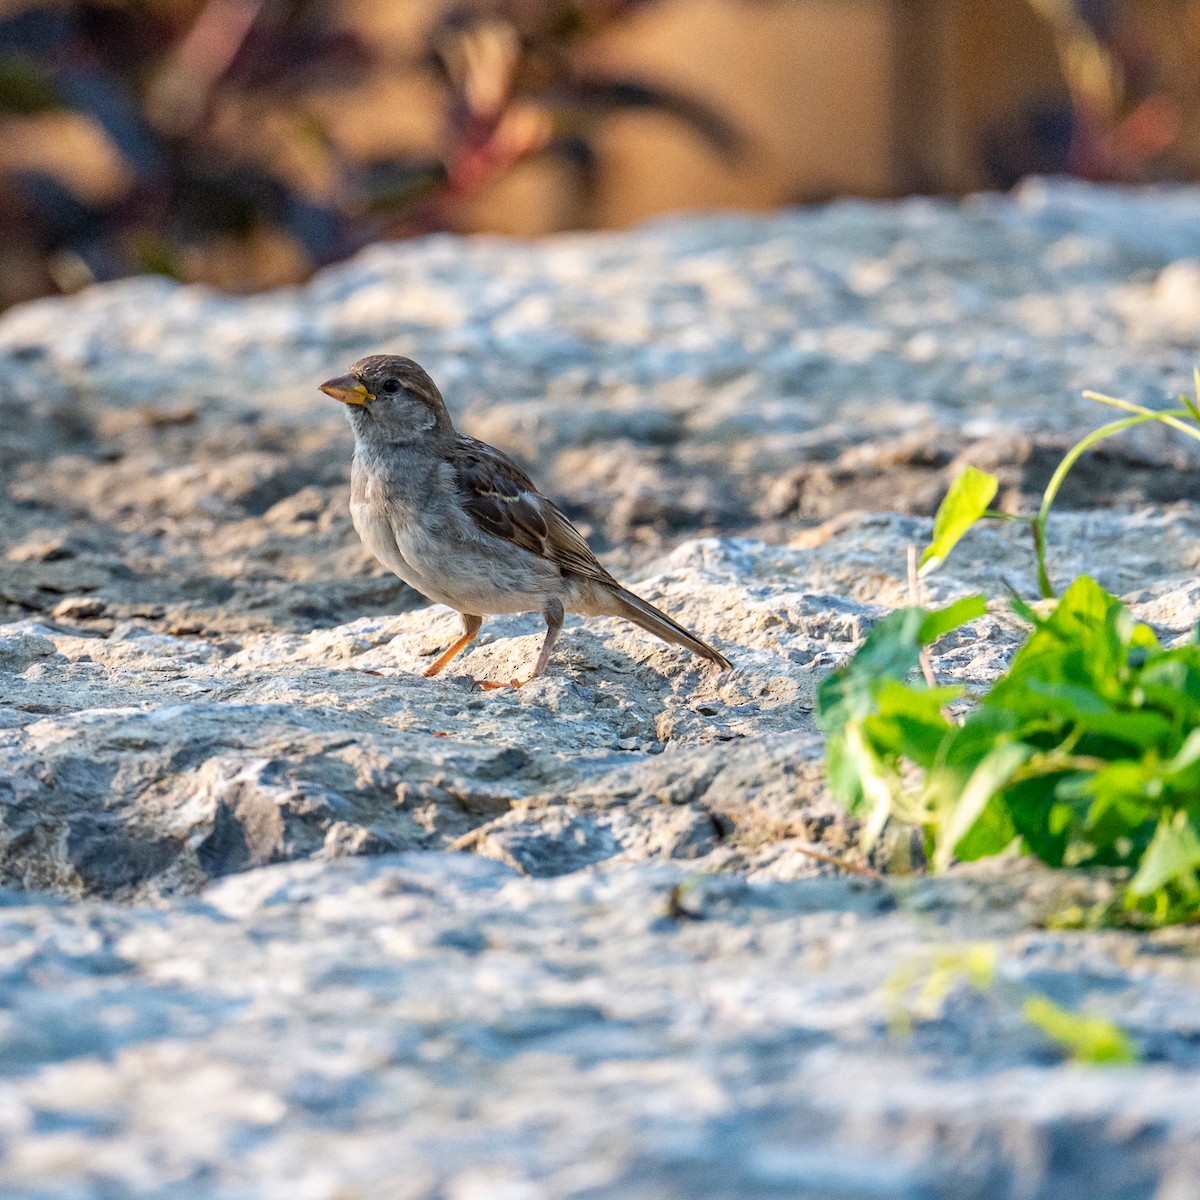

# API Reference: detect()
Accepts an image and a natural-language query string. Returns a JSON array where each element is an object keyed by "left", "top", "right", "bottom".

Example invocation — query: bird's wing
[{"left": 451, "top": 435, "right": 615, "bottom": 585}]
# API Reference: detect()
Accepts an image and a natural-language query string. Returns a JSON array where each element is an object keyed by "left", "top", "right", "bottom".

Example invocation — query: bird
[{"left": 319, "top": 354, "right": 731, "bottom": 688}]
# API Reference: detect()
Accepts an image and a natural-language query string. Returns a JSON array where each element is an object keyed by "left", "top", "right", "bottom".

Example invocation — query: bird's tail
[{"left": 606, "top": 586, "right": 731, "bottom": 670}]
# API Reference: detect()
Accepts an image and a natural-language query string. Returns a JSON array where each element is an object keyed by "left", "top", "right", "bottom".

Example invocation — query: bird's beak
[{"left": 319, "top": 374, "right": 373, "bottom": 406}]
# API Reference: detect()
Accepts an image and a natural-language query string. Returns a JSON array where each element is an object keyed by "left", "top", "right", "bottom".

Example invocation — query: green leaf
[
  {"left": 1141, "top": 652, "right": 1200, "bottom": 717},
  {"left": 1165, "top": 728, "right": 1200, "bottom": 775},
  {"left": 1051, "top": 574, "right": 1120, "bottom": 628},
  {"left": 816, "top": 607, "right": 927, "bottom": 729},
  {"left": 823, "top": 730, "right": 866, "bottom": 810},
  {"left": 986, "top": 577, "right": 1127, "bottom": 717},
  {"left": 1070, "top": 710, "right": 1176, "bottom": 753},
  {"left": 845, "top": 722, "right": 899, "bottom": 850},
  {"left": 1186, "top": 368, "right": 1200, "bottom": 423},
  {"left": 952, "top": 793, "right": 1018, "bottom": 861},
  {"left": 817, "top": 597, "right": 983, "bottom": 752},
  {"left": 919, "top": 467, "right": 998, "bottom": 575},
  {"left": 1006, "top": 591, "right": 1042, "bottom": 627},
  {"left": 1023, "top": 996, "right": 1139, "bottom": 1065},
  {"left": 1128, "top": 812, "right": 1200, "bottom": 899},
  {"left": 998, "top": 775, "right": 1075, "bottom": 867},
  {"left": 863, "top": 680, "right": 958, "bottom": 766},
  {"left": 918, "top": 595, "right": 988, "bottom": 643},
  {"left": 933, "top": 741, "right": 1031, "bottom": 872},
  {"left": 1074, "top": 766, "right": 1159, "bottom": 855}
]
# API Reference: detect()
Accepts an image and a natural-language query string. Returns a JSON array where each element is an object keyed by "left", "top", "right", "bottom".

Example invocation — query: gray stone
[
  {"left": 0, "top": 855, "right": 1194, "bottom": 1199},
  {"left": 0, "top": 181, "right": 1199, "bottom": 1195}
]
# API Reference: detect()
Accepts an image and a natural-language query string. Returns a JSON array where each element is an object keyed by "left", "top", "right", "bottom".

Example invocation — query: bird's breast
[
  {"left": 349, "top": 454, "right": 564, "bottom": 614},
  {"left": 349, "top": 460, "right": 429, "bottom": 592}
]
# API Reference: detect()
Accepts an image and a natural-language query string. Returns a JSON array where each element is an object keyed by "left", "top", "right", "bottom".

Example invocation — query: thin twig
[
  {"left": 789, "top": 840, "right": 885, "bottom": 882},
  {"left": 907, "top": 544, "right": 938, "bottom": 689}
]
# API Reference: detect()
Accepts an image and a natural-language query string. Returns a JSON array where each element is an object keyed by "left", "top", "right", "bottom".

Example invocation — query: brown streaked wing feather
[
  {"left": 452, "top": 437, "right": 545, "bottom": 556},
  {"left": 538, "top": 499, "right": 618, "bottom": 584},
  {"left": 451, "top": 436, "right": 615, "bottom": 585}
]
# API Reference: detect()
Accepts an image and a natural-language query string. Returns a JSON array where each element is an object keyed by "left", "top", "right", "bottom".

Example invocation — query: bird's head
[{"left": 319, "top": 355, "right": 452, "bottom": 442}]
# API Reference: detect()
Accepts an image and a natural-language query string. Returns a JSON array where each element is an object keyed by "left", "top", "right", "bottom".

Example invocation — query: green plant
[
  {"left": 884, "top": 943, "right": 999, "bottom": 1036},
  {"left": 886, "top": 942, "right": 1138, "bottom": 1065},
  {"left": 922, "top": 378, "right": 1200, "bottom": 599},
  {"left": 1022, "top": 995, "right": 1139, "bottom": 1065},
  {"left": 817, "top": 383, "right": 1200, "bottom": 925}
]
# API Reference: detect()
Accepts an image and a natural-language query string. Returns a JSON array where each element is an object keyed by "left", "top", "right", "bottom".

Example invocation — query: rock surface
[
  {"left": 1, "top": 853, "right": 1199, "bottom": 1200},
  {"left": 1, "top": 180, "right": 1200, "bottom": 1196}
]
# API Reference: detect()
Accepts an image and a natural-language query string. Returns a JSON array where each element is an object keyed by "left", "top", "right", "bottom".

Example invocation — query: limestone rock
[
  {"left": 0, "top": 854, "right": 1194, "bottom": 1199},
  {"left": 1, "top": 181, "right": 1200, "bottom": 1195}
]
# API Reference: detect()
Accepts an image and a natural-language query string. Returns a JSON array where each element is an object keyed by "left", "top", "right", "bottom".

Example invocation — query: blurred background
[{"left": 2, "top": 0, "right": 1199, "bottom": 312}]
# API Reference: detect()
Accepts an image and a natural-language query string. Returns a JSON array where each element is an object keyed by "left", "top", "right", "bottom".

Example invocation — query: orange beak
[{"left": 319, "top": 374, "right": 372, "bottom": 405}]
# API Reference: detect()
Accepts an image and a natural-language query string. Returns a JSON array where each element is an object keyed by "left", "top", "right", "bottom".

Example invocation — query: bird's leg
[
  {"left": 423, "top": 613, "right": 482, "bottom": 677},
  {"left": 530, "top": 598, "right": 564, "bottom": 680},
  {"left": 478, "top": 599, "right": 564, "bottom": 690}
]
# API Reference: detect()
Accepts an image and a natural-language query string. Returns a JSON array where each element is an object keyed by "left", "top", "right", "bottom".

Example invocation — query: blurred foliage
[
  {"left": 0, "top": 0, "right": 743, "bottom": 308},
  {"left": 885, "top": 943, "right": 1139, "bottom": 1065},
  {"left": 1016, "top": 0, "right": 1190, "bottom": 181},
  {"left": 2, "top": 0, "right": 1198, "bottom": 310}
]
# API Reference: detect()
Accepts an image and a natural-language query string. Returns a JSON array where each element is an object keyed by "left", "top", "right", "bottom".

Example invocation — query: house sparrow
[{"left": 319, "top": 354, "right": 731, "bottom": 687}]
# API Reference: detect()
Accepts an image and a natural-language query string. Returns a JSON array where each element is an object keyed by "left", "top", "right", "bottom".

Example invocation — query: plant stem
[
  {"left": 1032, "top": 519, "right": 1052, "bottom": 599},
  {"left": 1034, "top": 412, "right": 1165, "bottom": 598},
  {"left": 1081, "top": 393, "right": 1200, "bottom": 443},
  {"left": 1037, "top": 414, "right": 1157, "bottom": 525},
  {"left": 907, "top": 544, "right": 938, "bottom": 689}
]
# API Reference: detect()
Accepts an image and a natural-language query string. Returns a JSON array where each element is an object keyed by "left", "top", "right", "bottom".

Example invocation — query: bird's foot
[{"left": 476, "top": 677, "right": 524, "bottom": 691}]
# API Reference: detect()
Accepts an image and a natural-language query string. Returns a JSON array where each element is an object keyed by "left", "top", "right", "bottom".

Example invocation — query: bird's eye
[{"left": 381, "top": 378, "right": 400, "bottom": 394}]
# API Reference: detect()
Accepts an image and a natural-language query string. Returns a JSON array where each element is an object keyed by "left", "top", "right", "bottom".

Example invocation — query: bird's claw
[{"left": 477, "top": 677, "right": 524, "bottom": 691}]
